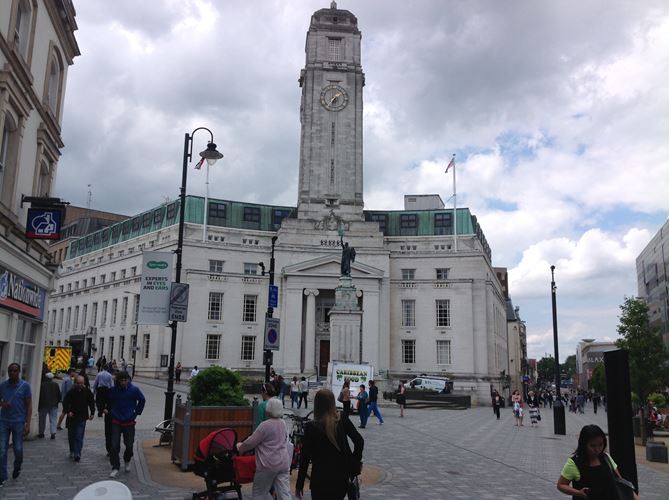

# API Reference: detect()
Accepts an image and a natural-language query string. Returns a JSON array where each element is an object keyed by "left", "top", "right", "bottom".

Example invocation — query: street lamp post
[
  {"left": 123, "top": 291, "right": 140, "bottom": 378},
  {"left": 263, "top": 236, "right": 278, "bottom": 383},
  {"left": 164, "top": 128, "right": 223, "bottom": 422},
  {"left": 551, "top": 265, "right": 566, "bottom": 435}
]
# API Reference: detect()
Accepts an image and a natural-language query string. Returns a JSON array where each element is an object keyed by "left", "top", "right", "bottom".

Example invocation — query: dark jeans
[
  {"left": 104, "top": 413, "right": 112, "bottom": 453},
  {"left": 291, "top": 391, "right": 299, "bottom": 408},
  {"left": 96, "top": 387, "right": 110, "bottom": 415},
  {"left": 110, "top": 423, "right": 135, "bottom": 470},
  {"left": 67, "top": 419, "right": 87, "bottom": 458},
  {"left": 342, "top": 401, "right": 351, "bottom": 419},
  {"left": 493, "top": 406, "right": 500, "bottom": 419},
  {"left": 298, "top": 392, "right": 308, "bottom": 409},
  {"left": 367, "top": 401, "right": 384, "bottom": 423},
  {"left": 359, "top": 404, "right": 368, "bottom": 427},
  {"left": 0, "top": 421, "right": 24, "bottom": 482}
]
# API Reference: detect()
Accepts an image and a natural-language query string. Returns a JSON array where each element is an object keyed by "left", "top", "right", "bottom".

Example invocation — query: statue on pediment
[{"left": 339, "top": 228, "right": 355, "bottom": 276}]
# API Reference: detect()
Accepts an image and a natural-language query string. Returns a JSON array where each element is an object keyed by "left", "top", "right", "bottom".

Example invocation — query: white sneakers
[
  {"left": 109, "top": 469, "right": 119, "bottom": 478},
  {"left": 124, "top": 462, "right": 132, "bottom": 473}
]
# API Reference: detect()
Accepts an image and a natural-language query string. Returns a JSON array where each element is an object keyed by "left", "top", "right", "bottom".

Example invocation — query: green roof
[{"left": 67, "top": 196, "right": 490, "bottom": 260}]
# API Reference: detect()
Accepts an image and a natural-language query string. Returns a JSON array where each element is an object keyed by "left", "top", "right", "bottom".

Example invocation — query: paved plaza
[{"left": 1, "top": 378, "right": 668, "bottom": 499}]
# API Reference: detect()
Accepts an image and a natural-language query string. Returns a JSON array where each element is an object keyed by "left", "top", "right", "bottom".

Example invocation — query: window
[
  {"left": 167, "top": 201, "right": 178, "bottom": 220},
  {"left": 82, "top": 304, "right": 88, "bottom": 330},
  {"left": 121, "top": 297, "right": 128, "bottom": 325},
  {"left": 400, "top": 214, "right": 417, "bottom": 228},
  {"left": 121, "top": 269, "right": 126, "bottom": 279},
  {"left": 0, "top": 113, "right": 19, "bottom": 203},
  {"left": 436, "top": 299, "right": 451, "bottom": 327},
  {"left": 13, "top": 0, "right": 32, "bottom": 59},
  {"left": 142, "top": 212, "right": 151, "bottom": 228},
  {"left": 58, "top": 285, "right": 64, "bottom": 293},
  {"left": 109, "top": 336, "right": 115, "bottom": 358},
  {"left": 101, "top": 301, "right": 108, "bottom": 326},
  {"left": 206, "top": 334, "right": 221, "bottom": 360},
  {"left": 110, "top": 272, "right": 116, "bottom": 282},
  {"left": 50, "top": 309, "right": 56, "bottom": 333},
  {"left": 74, "top": 281, "right": 79, "bottom": 290},
  {"left": 365, "top": 213, "right": 387, "bottom": 235},
  {"left": 65, "top": 307, "right": 71, "bottom": 331},
  {"left": 208, "top": 292, "right": 223, "bottom": 321},
  {"left": 153, "top": 207, "right": 165, "bottom": 225},
  {"left": 243, "top": 295, "right": 258, "bottom": 323},
  {"left": 402, "top": 340, "right": 416, "bottom": 364},
  {"left": 401, "top": 269, "right": 415, "bottom": 280},
  {"left": 143, "top": 334, "right": 150, "bottom": 359},
  {"left": 209, "top": 260, "right": 224, "bottom": 273},
  {"left": 111, "top": 299, "right": 118, "bottom": 325},
  {"left": 436, "top": 340, "right": 451, "bottom": 365},
  {"left": 273, "top": 209, "right": 292, "bottom": 226},
  {"left": 36, "top": 160, "right": 51, "bottom": 197},
  {"left": 67, "top": 283, "right": 71, "bottom": 292},
  {"left": 131, "top": 266, "right": 137, "bottom": 277},
  {"left": 434, "top": 213, "right": 452, "bottom": 235},
  {"left": 243, "top": 206, "right": 261, "bottom": 223},
  {"left": 91, "top": 277, "right": 96, "bottom": 286},
  {"left": 119, "top": 336, "right": 125, "bottom": 360},
  {"left": 100, "top": 274, "right": 106, "bottom": 284},
  {"left": 99, "top": 338, "right": 104, "bottom": 356},
  {"left": 241, "top": 336, "right": 256, "bottom": 361},
  {"left": 73, "top": 306, "right": 79, "bottom": 330},
  {"left": 243, "top": 263, "right": 258, "bottom": 275},
  {"left": 401, "top": 300, "right": 415, "bottom": 327},
  {"left": 57, "top": 308, "right": 64, "bottom": 331},
  {"left": 133, "top": 295, "right": 140, "bottom": 323},
  {"left": 436, "top": 268, "right": 449, "bottom": 280},
  {"left": 328, "top": 38, "right": 342, "bottom": 61},
  {"left": 45, "top": 52, "right": 64, "bottom": 116},
  {"left": 208, "top": 202, "right": 227, "bottom": 226},
  {"left": 122, "top": 220, "right": 130, "bottom": 235},
  {"left": 92, "top": 302, "right": 98, "bottom": 326},
  {"left": 131, "top": 217, "right": 141, "bottom": 231}
]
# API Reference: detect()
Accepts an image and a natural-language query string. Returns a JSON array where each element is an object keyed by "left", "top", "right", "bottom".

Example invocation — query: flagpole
[
  {"left": 452, "top": 155, "right": 457, "bottom": 252},
  {"left": 202, "top": 161, "right": 210, "bottom": 242}
]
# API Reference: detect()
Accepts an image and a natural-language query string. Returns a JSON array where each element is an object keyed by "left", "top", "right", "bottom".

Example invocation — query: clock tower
[{"left": 297, "top": 2, "right": 364, "bottom": 220}]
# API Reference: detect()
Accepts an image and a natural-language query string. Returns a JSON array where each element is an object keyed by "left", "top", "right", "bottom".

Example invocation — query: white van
[{"left": 407, "top": 377, "right": 453, "bottom": 393}]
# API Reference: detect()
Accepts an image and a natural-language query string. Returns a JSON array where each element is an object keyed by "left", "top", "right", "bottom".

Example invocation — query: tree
[
  {"left": 591, "top": 363, "right": 606, "bottom": 394},
  {"left": 615, "top": 297, "right": 669, "bottom": 445},
  {"left": 189, "top": 366, "right": 249, "bottom": 407},
  {"left": 537, "top": 356, "right": 555, "bottom": 383},
  {"left": 561, "top": 355, "right": 576, "bottom": 380}
]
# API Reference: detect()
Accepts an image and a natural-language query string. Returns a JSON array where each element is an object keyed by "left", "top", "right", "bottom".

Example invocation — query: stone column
[
  {"left": 283, "top": 287, "right": 304, "bottom": 373},
  {"left": 303, "top": 289, "right": 319, "bottom": 375}
]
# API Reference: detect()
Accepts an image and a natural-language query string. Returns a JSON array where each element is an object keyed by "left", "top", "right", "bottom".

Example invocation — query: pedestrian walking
[
  {"left": 593, "top": 393, "right": 600, "bottom": 414},
  {"left": 511, "top": 389, "right": 524, "bottom": 426},
  {"left": 557, "top": 424, "right": 639, "bottom": 500},
  {"left": 290, "top": 376, "right": 299, "bottom": 408},
  {"left": 367, "top": 380, "right": 384, "bottom": 425},
  {"left": 106, "top": 371, "right": 145, "bottom": 478},
  {"left": 78, "top": 368, "right": 90, "bottom": 389},
  {"left": 356, "top": 384, "right": 368, "bottom": 428},
  {"left": 37, "top": 372, "right": 60, "bottom": 439},
  {"left": 397, "top": 380, "right": 407, "bottom": 418},
  {"left": 62, "top": 376, "right": 95, "bottom": 462},
  {"left": 296, "top": 389, "right": 364, "bottom": 500},
  {"left": 527, "top": 390, "right": 540, "bottom": 427},
  {"left": 175, "top": 362, "right": 182, "bottom": 383},
  {"left": 0, "top": 363, "right": 32, "bottom": 485},
  {"left": 255, "top": 383, "right": 277, "bottom": 428},
  {"left": 94, "top": 367, "right": 114, "bottom": 455},
  {"left": 57, "top": 368, "right": 76, "bottom": 430},
  {"left": 276, "top": 375, "right": 286, "bottom": 407},
  {"left": 191, "top": 365, "right": 200, "bottom": 378},
  {"left": 491, "top": 389, "right": 502, "bottom": 420},
  {"left": 339, "top": 379, "right": 351, "bottom": 419},
  {"left": 237, "top": 398, "right": 292, "bottom": 499},
  {"left": 298, "top": 376, "right": 309, "bottom": 409}
]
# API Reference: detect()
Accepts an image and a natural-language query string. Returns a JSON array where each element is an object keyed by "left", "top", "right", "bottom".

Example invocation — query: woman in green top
[
  {"left": 254, "top": 383, "right": 276, "bottom": 428},
  {"left": 557, "top": 425, "right": 639, "bottom": 500}
]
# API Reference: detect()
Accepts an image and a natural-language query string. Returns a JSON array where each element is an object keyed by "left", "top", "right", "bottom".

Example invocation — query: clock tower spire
[{"left": 297, "top": 3, "right": 364, "bottom": 220}]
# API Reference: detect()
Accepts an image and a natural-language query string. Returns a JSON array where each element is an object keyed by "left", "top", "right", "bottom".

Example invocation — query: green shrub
[
  {"left": 189, "top": 366, "right": 249, "bottom": 407},
  {"left": 648, "top": 393, "right": 667, "bottom": 408}
]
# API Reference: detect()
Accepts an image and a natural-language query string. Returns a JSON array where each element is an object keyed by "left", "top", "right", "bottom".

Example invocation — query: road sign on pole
[
  {"left": 169, "top": 282, "right": 189, "bottom": 322},
  {"left": 264, "top": 316, "right": 280, "bottom": 350}
]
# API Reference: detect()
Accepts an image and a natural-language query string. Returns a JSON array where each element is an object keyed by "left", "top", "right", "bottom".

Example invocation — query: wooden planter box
[{"left": 172, "top": 398, "right": 256, "bottom": 471}]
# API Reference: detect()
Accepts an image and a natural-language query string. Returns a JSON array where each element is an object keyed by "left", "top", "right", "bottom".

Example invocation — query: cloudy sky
[{"left": 55, "top": 0, "right": 669, "bottom": 361}]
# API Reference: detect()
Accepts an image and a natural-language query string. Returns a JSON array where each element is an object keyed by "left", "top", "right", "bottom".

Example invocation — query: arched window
[
  {"left": 45, "top": 51, "right": 64, "bottom": 116},
  {"left": 36, "top": 160, "right": 51, "bottom": 197},
  {"left": 13, "top": 0, "right": 33, "bottom": 59},
  {"left": 0, "top": 113, "right": 19, "bottom": 205}
]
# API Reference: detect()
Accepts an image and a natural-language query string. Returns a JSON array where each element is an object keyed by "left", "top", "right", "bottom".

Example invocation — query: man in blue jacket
[{"left": 103, "top": 371, "right": 145, "bottom": 478}]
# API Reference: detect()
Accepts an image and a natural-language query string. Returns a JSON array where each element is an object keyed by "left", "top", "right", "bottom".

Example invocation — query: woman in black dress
[{"left": 296, "top": 389, "right": 364, "bottom": 500}]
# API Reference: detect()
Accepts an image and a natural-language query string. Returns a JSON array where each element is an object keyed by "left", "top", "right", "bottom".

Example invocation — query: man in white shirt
[{"left": 190, "top": 366, "right": 199, "bottom": 378}]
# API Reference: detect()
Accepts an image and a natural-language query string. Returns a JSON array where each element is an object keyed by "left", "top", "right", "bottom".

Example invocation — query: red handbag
[{"left": 232, "top": 454, "right": 256, "bottom": 484}]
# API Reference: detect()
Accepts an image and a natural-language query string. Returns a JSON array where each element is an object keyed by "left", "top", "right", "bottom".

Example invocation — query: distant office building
[
  {"left": 636, "top": 219, "right": 669, "bottom": 348},
  {"left": 0, "top": 1, "right": 79, "bottom": 390}
]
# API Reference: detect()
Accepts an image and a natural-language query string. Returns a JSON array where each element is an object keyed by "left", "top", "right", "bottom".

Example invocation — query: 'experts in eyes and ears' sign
[{"left": 138, "top": 251, "right": 173, "bottom": 325}]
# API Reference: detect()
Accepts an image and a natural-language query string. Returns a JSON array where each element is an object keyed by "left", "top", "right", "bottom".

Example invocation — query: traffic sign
[
  {"left": 264, "top": 316, "right": 280, "bottom": 350},
  {"left": 268, "top": 285, "right": 278, "bottom": 308},
  {"left": 169, "top": 282, "right": 189, "bottom": 322}
]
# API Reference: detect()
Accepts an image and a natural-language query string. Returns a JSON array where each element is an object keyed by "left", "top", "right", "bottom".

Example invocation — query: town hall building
[{"left": 47, "top": 3, "right": 509, "bottom": 403}]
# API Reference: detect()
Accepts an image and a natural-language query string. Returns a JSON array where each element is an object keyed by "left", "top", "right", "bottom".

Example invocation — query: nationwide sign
[
  {"left": 25, "top": 207, "right": 63, "bottom": 240},
  {"left": 138, "top": 251, "right": 173, "bottom": 325},
  {"left": 0, "top": 266, "right": 47, "bottom": 320}
]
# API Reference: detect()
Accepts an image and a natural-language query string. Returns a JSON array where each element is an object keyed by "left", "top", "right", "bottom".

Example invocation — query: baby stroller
[{"left": 192, "top": 428, "right": 243, "bottom": 500}]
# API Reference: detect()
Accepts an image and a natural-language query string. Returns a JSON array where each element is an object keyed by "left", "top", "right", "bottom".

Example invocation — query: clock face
[{"left": 320, "top": 84, "right": 349, "bottom": 111}]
